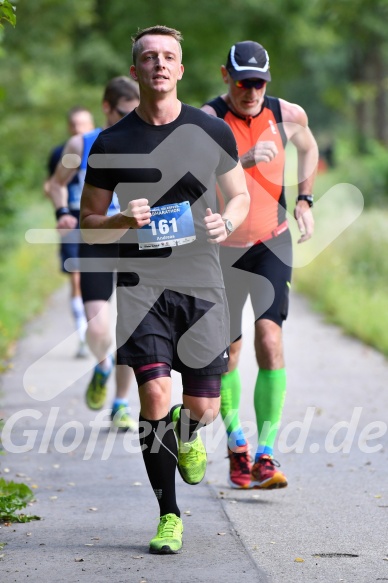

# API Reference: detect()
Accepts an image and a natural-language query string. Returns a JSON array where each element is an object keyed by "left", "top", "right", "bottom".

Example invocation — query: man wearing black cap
[{"left": 202, "top": 40, "right": 318, "bottom": 490}]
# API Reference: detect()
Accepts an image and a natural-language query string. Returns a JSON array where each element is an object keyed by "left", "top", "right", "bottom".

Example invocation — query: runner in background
[
  {"left": 202, "top": 40, "right": 318, "bottom": 490},
  {"left": 44, "top": 107, "right": 94, "bottom": 358},
  {"left": 45, "top": 78, "right": 140, "bottom": 430}
]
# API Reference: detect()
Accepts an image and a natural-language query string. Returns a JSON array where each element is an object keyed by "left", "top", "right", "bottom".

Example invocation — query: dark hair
[
  {"left": 103, "top": 76, "right": 140, "bottom": 109},
  {"left": 131, "top": 25, "right": 183, "bottom": 65}
]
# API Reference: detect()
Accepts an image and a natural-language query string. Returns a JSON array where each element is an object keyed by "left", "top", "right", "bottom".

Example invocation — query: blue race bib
[{"left": 138, "top": 201, "right": 196, "bottom": 250}]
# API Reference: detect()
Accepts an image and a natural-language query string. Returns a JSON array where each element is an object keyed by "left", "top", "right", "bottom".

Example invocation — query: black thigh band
[
  {"left": 134, "top": 362, "right": 171, "bottom": 386},
  {"left": 181, "top": 374, "right": 221, "bottom": 398}
]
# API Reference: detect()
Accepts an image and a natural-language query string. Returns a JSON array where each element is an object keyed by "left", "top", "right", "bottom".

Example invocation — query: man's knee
[
  {"left": 228, "top": 339, "right": 242, "bottom": 370},
  {"left": 255, "top": 319, "right": 283, "bottom": 367},
  {"left": 87, "top": 319, "right": 111, "bottom": 344},
  {"left": 182, "top": 373, "right": 221, "bottom": 424}
]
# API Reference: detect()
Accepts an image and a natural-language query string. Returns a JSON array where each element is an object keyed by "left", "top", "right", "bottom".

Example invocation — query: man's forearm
[
  {"left": 45, "top": 179, "right": 69, "bottom": 210},
  {"left": 80, "top": 211, "right": 134, "bottom": 244},
  {"left": 222, "top": 192, "right": 250, "bottom": 229},
  {"left": 297, "top": 148, "right": 317, "bottom": 194}
]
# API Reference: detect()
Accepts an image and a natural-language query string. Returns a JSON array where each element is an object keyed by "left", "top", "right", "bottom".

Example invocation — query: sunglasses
[
  {"left": 234, "top": 79, "right": 266, "bottom": 90},
  {"left": 115, "top": 107, "right": 130, "bottom": 118}
]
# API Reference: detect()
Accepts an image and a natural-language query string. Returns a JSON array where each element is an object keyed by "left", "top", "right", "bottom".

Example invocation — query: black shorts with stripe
[{"left": 116, "top": 284, "right": 230, "bottom": 376}]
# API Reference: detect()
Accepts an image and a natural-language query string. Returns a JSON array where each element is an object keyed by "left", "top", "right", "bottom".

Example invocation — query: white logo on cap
[
  {"left": 248, "top": 57, "right": 258, "bottom": 64},
  {"left": 230, "top": 45, "right": 270, "bottom": 73}
]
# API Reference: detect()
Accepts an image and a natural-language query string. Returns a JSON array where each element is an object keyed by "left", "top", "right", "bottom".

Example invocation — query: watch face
[
  {"left": 297, "top": 195, "right": 313, "bottom": 207},
  {"left": 225, "top": 219, "right": 233, "bottom": 234},
  {"left": 223, "top": 218, "right": 234, "bottom": 235}
]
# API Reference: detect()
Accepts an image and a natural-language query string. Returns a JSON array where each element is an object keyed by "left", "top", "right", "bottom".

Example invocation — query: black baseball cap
[{"left": 226, "top": 41, "right": 271, "bottom": 82}]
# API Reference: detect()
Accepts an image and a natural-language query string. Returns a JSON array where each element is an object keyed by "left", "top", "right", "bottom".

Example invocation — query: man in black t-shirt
[{"left": 80, "top": 25, "right": 250, "bottom": 555}]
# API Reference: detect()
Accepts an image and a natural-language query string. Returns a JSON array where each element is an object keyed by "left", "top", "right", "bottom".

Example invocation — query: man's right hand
[
  {"left": 242, "top": 140, "right": 278, "bottom": 168},
  {"left": 122, "top": 198, "right": 151, "bottom": 229},
  {"left": 57, "top": 214, "right": 78, "bottom": 231}
]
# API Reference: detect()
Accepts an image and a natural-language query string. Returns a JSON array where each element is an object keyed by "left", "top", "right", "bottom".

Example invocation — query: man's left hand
[
  {"left": 294, "top": 201, "right": 314, "bottom": 243},
  {"left": 204, "top": 208, "right": 227, "bottom": 244}
]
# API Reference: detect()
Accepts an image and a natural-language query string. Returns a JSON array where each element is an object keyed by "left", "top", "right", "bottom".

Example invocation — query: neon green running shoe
[
  {"left": 111, "top": 404, "right": 138, "bottom": 432},
  {"left": 85, "top": 363, "right": 112, "bottom": 410},
  {"left": 149, "top": 513, "right": 183, "bottom": 554},
  {"left": 170, "top": 405, "right": 207, "bottom": 485}
]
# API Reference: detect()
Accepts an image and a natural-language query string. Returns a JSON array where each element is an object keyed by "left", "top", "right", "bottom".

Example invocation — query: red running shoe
[
  {"left": 251, "top": 454, "right": 288, "bottom": 489},
  {"left": 227, "top": 443, "right": 252, "bottom": 489}
]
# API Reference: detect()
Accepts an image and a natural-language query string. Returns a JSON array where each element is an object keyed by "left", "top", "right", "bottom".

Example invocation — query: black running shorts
[
  {"left": 220, "top": 229, "right": 292, "bottom": 341},
  {"left": 116, "top": 285, "right": 230, "bottom": 375},
  {"left": 79, "top": 242, "right": 119, "bottom": 303}
]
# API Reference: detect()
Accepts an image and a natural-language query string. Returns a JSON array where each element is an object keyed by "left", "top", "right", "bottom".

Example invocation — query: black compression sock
[
  {"left": 177, "top": 408, "right": 204, "bottom": 443},
  {"left": 139, "top": 413, "right": 180, "bottom": 517}
]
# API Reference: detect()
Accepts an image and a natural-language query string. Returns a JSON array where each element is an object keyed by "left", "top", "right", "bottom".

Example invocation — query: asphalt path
[{"left": 0, "top": 285, "right": 387, "bottom": 583}]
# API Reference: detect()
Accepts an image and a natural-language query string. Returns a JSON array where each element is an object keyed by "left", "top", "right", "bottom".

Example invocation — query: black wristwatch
[
  {"left": 296, "top": 194, "right": 314, "bottom": 208},
  {"left": 222, "top": 218, "right": 234, "bottom": 236},
  {"left": 55, "top": 206, "right": 71, "bottom": 220}
]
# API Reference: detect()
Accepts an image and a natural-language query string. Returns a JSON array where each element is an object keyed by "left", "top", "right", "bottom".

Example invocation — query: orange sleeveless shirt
[{"left": 208, "top": 96, "right": 287, "bottom": 247}]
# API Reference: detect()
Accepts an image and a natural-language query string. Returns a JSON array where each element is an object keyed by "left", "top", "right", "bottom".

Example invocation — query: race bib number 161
[{"left": 138, "top": 201, "right": 196, "bottom": 250}]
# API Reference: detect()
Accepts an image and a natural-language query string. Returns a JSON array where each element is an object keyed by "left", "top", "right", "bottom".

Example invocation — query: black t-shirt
[{"left": 85, "top": 103, "right": 238, "bottom": 288}]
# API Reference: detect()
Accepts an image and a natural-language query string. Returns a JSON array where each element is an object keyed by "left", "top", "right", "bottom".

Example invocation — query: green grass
[
  {"left": 0, "top": 198, "right": 65, "bottom": 367},
  {"left": 292, "top": 195, "right": 388, "bottom": 356},
  {"left": 283, "top": 140, "right": 388, "bottom": 357}
]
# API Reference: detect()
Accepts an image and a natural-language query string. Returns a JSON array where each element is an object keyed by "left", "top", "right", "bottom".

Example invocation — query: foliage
[
  {"left": 0, "top": 479, "right": 40, "bottom": 523},
  {"left": 0, "top": 1, "right": 16, "bottom": 28},
  {"left": 293, "top": 186, "right": 388, "bottom": 356},
  {"left": 0, "top": 200, "right": 65, "bottom": 366},
  {"left": 314, "top": 137, "right": 388, "bottom": 207},
  {"left": 0, "top": 0, "right": 15, "bottom": 59},
  {"left": 0, "top": 0, "right": 386, "bottom": 226}
]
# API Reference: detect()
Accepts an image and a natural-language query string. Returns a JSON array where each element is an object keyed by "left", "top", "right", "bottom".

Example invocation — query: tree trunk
[
  {"left": 351, "top": 50, "right": 371, "bottom": 154},
  {"left": 373, "top": 48, "right": 388, "bottom": 146}
]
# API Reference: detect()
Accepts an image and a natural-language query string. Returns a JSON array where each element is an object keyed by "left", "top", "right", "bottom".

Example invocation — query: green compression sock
[
  {"left": 254, "top": 368, "right": 286, "bottom": 459},
  {"left": 220, "top": 369, "right": 246, "bottom": 448}
]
